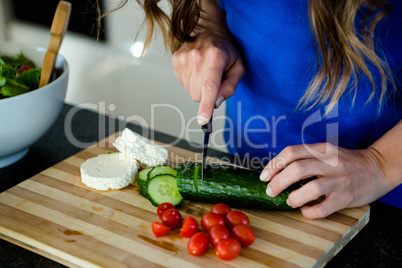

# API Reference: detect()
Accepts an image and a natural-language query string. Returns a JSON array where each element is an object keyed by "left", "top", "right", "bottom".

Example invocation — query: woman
[{"left": 104, "top": 0, "right": 402, "bottom": 219}]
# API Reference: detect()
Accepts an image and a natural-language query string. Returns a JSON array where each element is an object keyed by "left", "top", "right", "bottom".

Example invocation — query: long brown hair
[{"left": 98, "top": 0, "right": 395, "bottom": 112}]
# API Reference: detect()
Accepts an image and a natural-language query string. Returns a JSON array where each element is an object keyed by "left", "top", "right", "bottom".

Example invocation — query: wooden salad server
[{"left": 39, "top": 1, "right": 71, "bottom": 88}]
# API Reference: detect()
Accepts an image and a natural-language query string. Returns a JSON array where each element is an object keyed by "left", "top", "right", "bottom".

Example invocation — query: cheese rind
[
  {"left": 80, "top": 153, "right": 138, "bottom": 190},
  {"left": 113, "top": 128, "right": 168, "bottom": 167}
]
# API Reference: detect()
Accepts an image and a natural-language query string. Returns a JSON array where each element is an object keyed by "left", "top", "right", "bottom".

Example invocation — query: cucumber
[
  {"left": 176, "top": 161, "right": 295, "bottom": 211},
  {"left": 138, "top": 167, "right": 153, "bottom": 188},
  {"left": 146, "top": 174, "right": 183, "bottom": 206},
  {"left": 148, "top": 165, "right": 177, "bottom": 179},
  {"left": 139, "top": 165, "right": 177, "bottom": 197}
]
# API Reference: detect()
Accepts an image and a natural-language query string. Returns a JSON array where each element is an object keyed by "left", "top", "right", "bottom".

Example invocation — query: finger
[
  {"left": 286, "top": 177, "right": 337, "bottom": 208},
  {"left": 172, "top": 64, "right": 183, "bottom": 85},
  {"left": 215, "top": 59, "right": 245, "bottom": 108},
  {"left": 189, "top": 62, "right": 203, "bottom": 103},
  {"left": 172, "top": 53, "right": 184, "bottom": 86},
  {"left": 260, "top": 142, "right": 335, "bottom": 182},
  {"left": 266, "top": 158, "right": 329, "bottom": 197},
  {"left": 197, "top": 65, "right": 226, "bottom": 125},
  {"left": 300, "top": 194, "right": 348, "bottom": 219},
  {"left": 175, "top": 50, "right": 191, "bottom": 95},
  {"left": 182, "top": 69, "right": 192, "bottom": 97}
]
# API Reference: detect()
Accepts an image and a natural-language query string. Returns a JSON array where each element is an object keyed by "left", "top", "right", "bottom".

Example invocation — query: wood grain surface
[{"left": 0, "top": 134, "right": 370, "bottom": 268}]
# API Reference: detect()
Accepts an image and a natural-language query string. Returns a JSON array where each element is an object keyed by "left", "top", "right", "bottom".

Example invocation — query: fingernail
[
  {"left": 260, "top": 170, "right": 269, "bottom": 181},
  {"left": 215, "top": 96, "right": 225, "bottom": 108},
  {"left": 266, "top": 186, "right": 273, "bottom": 197},
  {"left": 197, "top": 113, "right": 208, "bottom": 125},
  {"left": 286, "top": 198, "right": 291, "bottom": 207}
]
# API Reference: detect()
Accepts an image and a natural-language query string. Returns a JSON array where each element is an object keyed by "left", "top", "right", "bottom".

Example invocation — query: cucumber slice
[
  {"left": 140, "top": 165, "right": 177, "bottom": 197},
  {"left": 138, "top": 167, "right": 153, "bottom": 187},
  {"left": 146, "top": 174, "right": 183, "bottom": 206},
  {"left": 148, "top": 165, "right": 177, "bottom": 179}
]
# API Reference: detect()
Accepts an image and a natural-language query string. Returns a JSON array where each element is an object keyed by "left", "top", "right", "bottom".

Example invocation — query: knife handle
[{"left": 201, "top": 117, "right": 213, "bottom": 134}]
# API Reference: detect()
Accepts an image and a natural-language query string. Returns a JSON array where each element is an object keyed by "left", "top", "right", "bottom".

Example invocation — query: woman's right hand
[{"left": 172, "top": 31, "right": 245, "bottom": 125}]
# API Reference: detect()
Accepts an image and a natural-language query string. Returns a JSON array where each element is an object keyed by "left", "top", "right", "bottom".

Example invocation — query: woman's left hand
[{"left": 259, "top": 142, "right": 394, "bottom": 219}]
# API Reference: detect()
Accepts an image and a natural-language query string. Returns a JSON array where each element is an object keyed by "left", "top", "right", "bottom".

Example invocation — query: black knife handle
[{"left": 201, "top": 119, "right": 213, "bottom": 134}]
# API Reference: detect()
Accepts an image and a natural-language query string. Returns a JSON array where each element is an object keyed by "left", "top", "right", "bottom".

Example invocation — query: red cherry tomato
[
  {"left": 231, "top": 225, "right": 255, "bottom": 246},
  {"left": 151, "top": 221, "right": 170, "bottom": 237},
  {"left": 157, "top": 202, "right": 176, "bottom": 220},
  {"left": 225, "top": 211, "right": 250, "bottom": 229},
  {"left": 161, "top": 208, "right": 183, "bottom": 229},
  {"left": 216, "top": 238, "right": 241, "bottom": 261},
  {"left": 208, "top": 225, "right": 230, "bottom": 247},
  {"left": 210, "top": 203, "right": 231, "bottom": 216},
  {"left": 201, "top": 212, "right": 225, "bottom": 232},
  {"left": 180, "top": 216, "right": 198, "bottom": 237},
  {"left": 17, "top": 65, "right": 32, "bottom": 74},
  {"left": 187, "top": 232, "right": 209, "bottom": 256}
]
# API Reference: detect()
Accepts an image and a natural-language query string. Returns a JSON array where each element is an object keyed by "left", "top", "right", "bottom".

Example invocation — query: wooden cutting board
[{"left": 0, "top": 133, "right": 369, "bottom": 268}]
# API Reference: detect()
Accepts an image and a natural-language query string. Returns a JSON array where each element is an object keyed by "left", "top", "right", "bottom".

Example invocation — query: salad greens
[{"left": 0, "top": 53, "right": 41, "bottom": 99}]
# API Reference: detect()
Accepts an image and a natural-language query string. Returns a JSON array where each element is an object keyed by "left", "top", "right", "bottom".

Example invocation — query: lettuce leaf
[
  {"left": 0, "top": 53, "right": 41, "bottom": 99},
  {"left": 0, "top": 83, "right": 29, "bottom": 97},
  {"left": 17, "top": 68, "right": 41, "bottom": 89},
  {"left": 0, "top": 53, "right": 36, "bottom": 69}
]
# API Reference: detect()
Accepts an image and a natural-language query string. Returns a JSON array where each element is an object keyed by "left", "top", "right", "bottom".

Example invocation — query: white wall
[{"left": 3, "top": 0, "right": 228, "bottom": 152}]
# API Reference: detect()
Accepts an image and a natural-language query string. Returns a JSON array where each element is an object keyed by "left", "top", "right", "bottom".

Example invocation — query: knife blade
[{"left": 201, "top": 117, "right": 212, "bottom": 184}]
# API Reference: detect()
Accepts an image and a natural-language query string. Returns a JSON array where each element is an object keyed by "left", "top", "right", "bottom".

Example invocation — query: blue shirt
[{"left": 219, "top": 0, "right": 402, "bottom": 208}]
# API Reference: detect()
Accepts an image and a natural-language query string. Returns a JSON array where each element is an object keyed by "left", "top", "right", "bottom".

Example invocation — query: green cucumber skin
[{"left": 176, "top": 162, "right": 294, "bottom": 211}]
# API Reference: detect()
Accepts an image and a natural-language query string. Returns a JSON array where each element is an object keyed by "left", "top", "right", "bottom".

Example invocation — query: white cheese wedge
[
  {"left": 80, "top": 153, "right": 138, "bottom": 190},
  {"left": 113, "top": 128, "right": 168, "bottom": 167}
]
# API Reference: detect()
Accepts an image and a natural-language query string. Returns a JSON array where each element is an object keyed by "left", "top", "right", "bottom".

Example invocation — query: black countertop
[{"left": 0, "top": 104, "right": 401, "bottom": 268}]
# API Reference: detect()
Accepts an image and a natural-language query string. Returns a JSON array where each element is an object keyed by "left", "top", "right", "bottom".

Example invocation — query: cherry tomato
[
  {"left": 187, "top": 232, "right": 209, "bottom": 256},
  {"left": 161, "top": 208, "right": 183, "bottom": 229},
  {"left": 208, "top": 225, "right": 230, "bottom": 247},
  {"left": 151, "top": 221, "right": 170, "bottom": 237},
  {"left": 201, "top": 212, "right": 225, "bottom": 232},
  {"left": 210, "top": 203, "right": 231, "bottom": 216},
  {"left": 216, "top": 238, "right": 242, "bottom": 261},
  {"left": 157, "top": 202, "right": 176, "bottom": 220},
  {"left": 225, "top": 210, "right": 250, "bottom": 229},
  {"left": 17, "top": 65, "right": 32, "bottom": 74},
  {"left": 180, "top": 216, "right": 198, "bottom": 237},
  {"left": 231, "top": 225, "right": 255, "bottom": 246}
]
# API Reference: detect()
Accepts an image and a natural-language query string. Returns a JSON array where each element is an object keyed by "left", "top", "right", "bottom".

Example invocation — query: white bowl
[{"left": 0, "top": 42, "right": 69, "bottom": 168}]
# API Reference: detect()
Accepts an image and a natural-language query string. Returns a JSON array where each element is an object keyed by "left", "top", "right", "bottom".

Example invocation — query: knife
[{"left": 201, "top": 116, "right": 213, "bottom": 184}]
